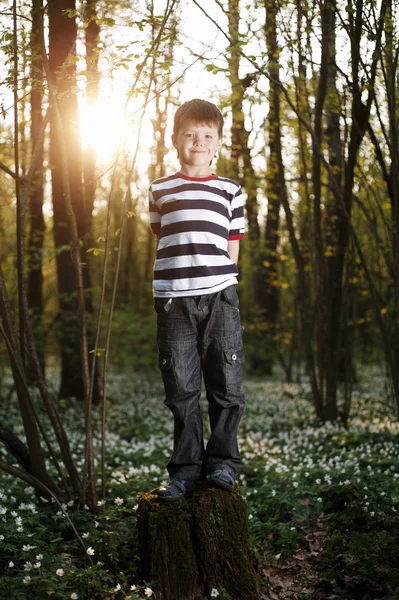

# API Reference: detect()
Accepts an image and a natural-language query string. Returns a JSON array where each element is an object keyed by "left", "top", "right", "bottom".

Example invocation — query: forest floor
[{"left": 1, "top": 369, "right": 399, "bottom": 599}]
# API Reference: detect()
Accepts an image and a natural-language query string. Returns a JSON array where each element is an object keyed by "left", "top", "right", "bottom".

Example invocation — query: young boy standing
[{"left": 148, "top": 99, "right": 245, "bottom": 501}]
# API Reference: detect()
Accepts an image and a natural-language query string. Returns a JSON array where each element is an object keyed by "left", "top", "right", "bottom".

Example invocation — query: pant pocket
[
  {"left": 154, "top": 297, "right": 174, "bottom": 314},
  {"left": 221, "top": 285, "right": 240, "bottom": 309},
  {"left": 223, "top": 346, "right": 244, "bottom": 391},
  {"left": 158, "top": 352, "right": 179, "bottom": 396}
]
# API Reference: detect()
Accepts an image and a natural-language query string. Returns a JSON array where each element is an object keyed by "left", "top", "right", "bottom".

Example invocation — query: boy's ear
[{"left": 172, "top": 133, "right": 177, "bottom": 149}]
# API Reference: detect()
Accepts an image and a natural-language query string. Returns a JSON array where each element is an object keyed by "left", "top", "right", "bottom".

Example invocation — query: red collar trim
[{"left": 177, "top": 172, "right": 218, "bottom": 182}]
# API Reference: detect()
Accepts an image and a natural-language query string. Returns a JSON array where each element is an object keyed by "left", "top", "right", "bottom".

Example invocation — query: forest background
[{"left": 0, "top": 0, "right": 399, "bottom": 598}]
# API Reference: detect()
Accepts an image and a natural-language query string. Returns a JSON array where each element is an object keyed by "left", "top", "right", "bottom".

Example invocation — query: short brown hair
[{"left": 173, "top": 99, "right": 224, "bottom": 138}]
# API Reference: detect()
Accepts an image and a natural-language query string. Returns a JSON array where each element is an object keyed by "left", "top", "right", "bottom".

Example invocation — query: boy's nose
[{"left": 193, "top": 138, "right": 203, "bottom": 146}]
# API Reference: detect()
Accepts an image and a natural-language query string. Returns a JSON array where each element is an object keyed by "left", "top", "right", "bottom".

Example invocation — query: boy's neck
[{"left": 178, "top": 165, "right": 214, "bottom": 178}]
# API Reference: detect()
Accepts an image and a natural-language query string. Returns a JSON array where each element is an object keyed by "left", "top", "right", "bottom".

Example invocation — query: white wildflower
[
  {"left": 144, "top": 587, "right": 153, "bottom": 597},
  {"left": 71, "top": 594, "right": 78, "bottom": 600},
  {"left": 211, "top": 589, "right": 219, "bottom": 597},
  {"left": 23, "top": 576, "right": 31, "bottom": 584},
  {"left": 22, "top": 544, "right": 36, "bottom": 552},
  {"left": 86, "top": 546, "right": 95, "bottom": 556},
  {"left": 56, "top": 568, "right": 64, "bottom": 576},
  {"left": 8, "top": 561, "right": 14, "bottom": 568},
  {"left": 114, "top": 497, "right": 124, "bottom": 505}
]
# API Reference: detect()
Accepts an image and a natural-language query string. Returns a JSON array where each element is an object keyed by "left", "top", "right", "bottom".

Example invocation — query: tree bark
[
  {"left": 260, "top": 0, "right": 286, "bottom": 372},
  {"left": 0, "top": 264, "right": 57, "bottom": 494},
  {"left": 83, "top": 0, "right": 100, "bottom": 227},
  {"left": 28, "top": 0, "right": 45, "bottom": 375},
  {"left": 48, "top": 0, "right": 91, "bottom": 401},
  {"left": 138, "top": 486, "right": 259, "bottom": 600}
]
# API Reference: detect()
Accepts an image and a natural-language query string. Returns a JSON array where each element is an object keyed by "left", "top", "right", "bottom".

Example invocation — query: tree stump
[{"left": 137, "top": 484, "right": 259, "bottom": 600}]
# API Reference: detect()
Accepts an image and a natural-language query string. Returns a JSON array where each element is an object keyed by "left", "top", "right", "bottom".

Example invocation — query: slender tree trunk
[
  {"left": 225, "top": 0, "right": 261, "bottom": 370},
  {"left": 83, "top": 0, "right": 99, "bottom": 226},
  {"left": 319, "top": 0, "right": 386, "bottom": 420},
  {"left": 323, "top": 1, "right": 342, "bottom": 421},
  {"left": 27, "top": 0, "right": 45, "bottom": 375},
  {"left": 311, "top": 0, "right": 330, "bottom": 416},
  {"left": 0, "top": 264, "right": 57, "bottom": 494},
  {"left": 82, "top": 0, "right": 102, "bottom": 402},
  {"left": 145, "top": 12, "right": 175, "bottom": 306},
  {"left": 263, "top": 0, "right": 284, "bottom": 346},
  {"left": 385, "top": 0, "right": 399, "bottom": 407},
  {"left": 48, "top": 0, "right": 86, "bottom": 400}
]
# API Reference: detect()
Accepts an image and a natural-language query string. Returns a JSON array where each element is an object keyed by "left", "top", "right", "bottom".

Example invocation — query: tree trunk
[
  {"left": 385, "top": 0, "right": 399, "bottom": 411},
  {"left": 0, "top": 263, "right": 57, "bottom": 495},
  {"left": 48, "top": 0, "right": 87, "bottom": 400},
  {"left": 83, "top": 0, "right": 99, "bottom": 226},
  {"left": 323, "top": 0, "right": 342, "bottom": 421},
  {"left": 27, "top": 0, "right": 45, "bottom": 376},
  {"left": 259, "top": 0, "right": 285, "bottom": 374},
  {"left": 138, "top": 486, "right": 259, "bottom": 600}
]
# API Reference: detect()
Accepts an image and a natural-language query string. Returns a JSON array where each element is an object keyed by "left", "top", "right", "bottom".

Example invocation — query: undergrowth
[{"left": 0, "top": 370, "right": 398, "bottom": 599}]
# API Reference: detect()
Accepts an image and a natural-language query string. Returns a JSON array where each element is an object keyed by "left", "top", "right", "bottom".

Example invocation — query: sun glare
[
  {"left": 79, "top": 94, "right": 156, "bottom": 169},
  {"left": 80, "top": 97, "right": 128, "bottom": 161}
]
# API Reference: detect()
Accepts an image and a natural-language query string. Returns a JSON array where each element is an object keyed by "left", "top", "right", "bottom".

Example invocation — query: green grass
[{"left": 0, "top": 371, "right": 398, "bottom": 599}]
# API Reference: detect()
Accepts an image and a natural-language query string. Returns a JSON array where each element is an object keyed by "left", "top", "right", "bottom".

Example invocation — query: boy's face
[{"left": 172, "top": 120, "right": 222, "bottom": 174}]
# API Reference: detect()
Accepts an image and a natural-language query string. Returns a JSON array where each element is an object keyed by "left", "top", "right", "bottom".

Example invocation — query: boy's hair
[{"left": 173, "top": 99, "right": 224, "bottom": 138}]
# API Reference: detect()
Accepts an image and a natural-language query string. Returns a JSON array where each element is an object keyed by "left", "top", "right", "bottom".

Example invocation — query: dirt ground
[{"left": 259, "top": 514, "right": 331, "bottom": 600}]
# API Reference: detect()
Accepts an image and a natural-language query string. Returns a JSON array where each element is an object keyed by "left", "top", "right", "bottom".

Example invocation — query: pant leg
[
  {"left": 199, "top": 286, "right": 245, "bottom": 476},
  {"left": 156, "top": 297, "right": 203, "bottom": 481}
]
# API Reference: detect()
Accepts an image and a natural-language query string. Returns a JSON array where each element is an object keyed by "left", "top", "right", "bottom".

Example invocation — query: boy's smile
[{"left": 172, "top": 120, "right": 222, "bottom": 177}]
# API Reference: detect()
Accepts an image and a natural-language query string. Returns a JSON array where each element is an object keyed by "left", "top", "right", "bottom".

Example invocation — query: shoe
[
  {"left": 209, "top": 469, "right": 235, "bottom": 491},
  {"left": 156, "top": 478, "right": 194, "bottom": 502}
]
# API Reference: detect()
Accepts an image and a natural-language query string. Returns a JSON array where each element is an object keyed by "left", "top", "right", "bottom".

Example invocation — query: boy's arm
[{"left": 228, "top": 239, "right": 240, "bottom": 264}]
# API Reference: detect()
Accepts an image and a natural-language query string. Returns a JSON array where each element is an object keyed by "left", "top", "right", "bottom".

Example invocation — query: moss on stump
[{"left": 137, "top": 484, "right": 259, "bottom": 600}]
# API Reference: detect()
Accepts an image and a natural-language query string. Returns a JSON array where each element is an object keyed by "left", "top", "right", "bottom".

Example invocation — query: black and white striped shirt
[{"left": 149, "top": 172, "right": 245, "bottom": 297}]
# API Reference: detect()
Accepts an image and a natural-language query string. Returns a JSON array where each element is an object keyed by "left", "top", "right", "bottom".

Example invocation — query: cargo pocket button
[{"left": 232, "top": 353, "right": 237, "bottom": 361}]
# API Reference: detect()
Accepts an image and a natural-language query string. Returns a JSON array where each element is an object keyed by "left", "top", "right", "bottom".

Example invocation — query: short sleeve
[
  {"left": 228, "top": 185, "right": 245, "bottom": 240},
  {"left": 148, "top": 187, "right": 160, "bottom": 236}
]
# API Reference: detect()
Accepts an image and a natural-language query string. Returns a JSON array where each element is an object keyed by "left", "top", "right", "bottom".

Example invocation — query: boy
[{"left": 148, "top": 98, "right": 245, "bottom": 501}]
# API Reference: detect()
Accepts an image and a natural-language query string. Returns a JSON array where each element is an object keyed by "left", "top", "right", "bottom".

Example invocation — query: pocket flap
[
  {"left": 224, "top": 348, "right": 244, "bottom": 365},
  {"left": 158, "top": 355, "right": 173, "bottom": 371}
]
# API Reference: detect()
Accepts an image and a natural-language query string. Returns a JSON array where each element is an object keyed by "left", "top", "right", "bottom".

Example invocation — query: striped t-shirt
[{"left": 149, "top": 172, "right": 245, "bottom": 297}]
